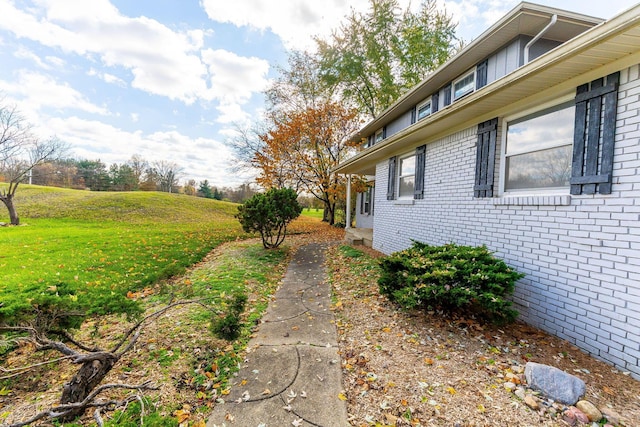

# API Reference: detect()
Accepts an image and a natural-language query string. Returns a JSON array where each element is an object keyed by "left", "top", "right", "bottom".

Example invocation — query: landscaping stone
[
  {"left": 564, "top": 406, "right": 589, "bottom": 424},
  {"left": 524, "top": 362, "right": 586, "bottom": 405},
  {"left": 576, "top": 400, "right": 602, "bottom": 422},
  {"left": 524, "top": 394, "right": 540, "bottom": 410},
  {"left": 600, "top": 407, "right": 621, "bottom": 425}
]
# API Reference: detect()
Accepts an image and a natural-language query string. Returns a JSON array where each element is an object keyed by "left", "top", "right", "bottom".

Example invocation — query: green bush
[
  {"left": 235, "top": 188, "right": 302, "bottom": 249},
  {"left": 378, "top": 242, "right": 524, "bottom": 323},
  {"left": 211, "top": 293, "right": 248, "bottom": 341}
]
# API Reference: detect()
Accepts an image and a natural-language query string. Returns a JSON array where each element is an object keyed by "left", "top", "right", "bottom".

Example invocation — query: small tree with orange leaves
[{"left": 254, "top": 101, "right": 361, "bottom": 225}]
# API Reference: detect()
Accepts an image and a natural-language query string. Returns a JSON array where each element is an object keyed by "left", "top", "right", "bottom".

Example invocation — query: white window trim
[
  {"left": 416, "top": 97, "right": 432, "bottom": 121},
  {"left": 361, "top": 185, "right": 374, "bottom": 215},
  {"left": 374, "top": 128, "right": 384, "bottom": 144},
  {"left": 396, "top": 152, "right": 416, "bottom": 200},
  {"left": 453, "top": 69, "right": 475, "bottom": 100},
  {"left": 498, "top": 94, "right": 575, "bottom": 197}
]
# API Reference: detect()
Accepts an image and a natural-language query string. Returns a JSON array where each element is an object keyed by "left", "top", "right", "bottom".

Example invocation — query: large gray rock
[{"left": 525, "top": 362, "right": 586, "bottom": 405}]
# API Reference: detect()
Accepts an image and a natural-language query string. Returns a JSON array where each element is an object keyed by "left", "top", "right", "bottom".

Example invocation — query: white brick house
[{"left": 335, "top": 2, "right": 640, "bottom": 378}]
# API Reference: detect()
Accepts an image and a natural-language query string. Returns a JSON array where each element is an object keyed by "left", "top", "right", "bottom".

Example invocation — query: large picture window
[
  {"left": 504, "top": 101, "right": 575, "bottom": 191},
  {"left": 397, "top": 154, "right": 416, "bottom": 198}
]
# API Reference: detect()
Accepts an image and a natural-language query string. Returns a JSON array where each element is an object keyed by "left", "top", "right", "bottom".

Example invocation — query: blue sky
[{"left": 0, "top": 0, "right": 637, "bottom": 187}]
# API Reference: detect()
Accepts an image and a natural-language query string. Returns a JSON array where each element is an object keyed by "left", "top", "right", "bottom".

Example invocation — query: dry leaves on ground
[{"left": 327, "top": 245, "right": 640, "bottom": 427}]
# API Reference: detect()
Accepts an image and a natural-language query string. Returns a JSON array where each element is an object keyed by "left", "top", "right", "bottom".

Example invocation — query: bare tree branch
[
  {"left": 110, "top": 299, "right": 211, "bottom": 354},
  {"left": 0, "top": 355, "right": 76, "bottom": 380},
  {"left": 7, "top": 381, "right": 158, "bottom": 427}
]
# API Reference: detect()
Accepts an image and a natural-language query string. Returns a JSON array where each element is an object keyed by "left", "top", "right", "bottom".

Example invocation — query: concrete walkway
[{"left": 207, "top": 242, "right": 349, "bottom": 427}]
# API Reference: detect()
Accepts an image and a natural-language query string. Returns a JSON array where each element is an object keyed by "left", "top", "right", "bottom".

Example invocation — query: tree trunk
[
  {"left": 59, "top": 353, "right": 119, "bottom": 421},
  {"left": 1, "top": 195, "right": 19, "bottom": 225},
  {"left": 323, "top": 200, "right": 335, "bottom": 225}
]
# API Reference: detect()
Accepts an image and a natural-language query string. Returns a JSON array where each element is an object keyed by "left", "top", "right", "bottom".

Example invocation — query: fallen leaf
[
  {"left": 173, "top": 409, "right": 190, "bottom": 423},
  {"left": 338, "top": 392, "right": 348, "bottom": 401}
]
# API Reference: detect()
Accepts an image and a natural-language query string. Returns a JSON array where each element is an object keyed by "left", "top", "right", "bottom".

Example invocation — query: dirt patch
[{"left": 327, "top": 245, "right": 640, "bottom": 427}]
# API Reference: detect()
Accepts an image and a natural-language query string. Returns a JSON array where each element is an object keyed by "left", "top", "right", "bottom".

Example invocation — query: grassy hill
[
  {"left": 5, "top": 184, "right": 239, "bottom": 223},
  {"left": 0, "top": 185, "right": 244, "bottom": 323}
]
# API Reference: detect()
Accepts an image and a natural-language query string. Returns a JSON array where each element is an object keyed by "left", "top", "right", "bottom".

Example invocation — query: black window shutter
[
  {"left": 387, "top": 156, "right": 397, "bottom": 200},
  {"left": 382, "top": 126, "right": 387, "bottom": 139},
  {"left": 410, "top": 107, "right": 416, "bottom": 124},
  {"left": 432, "top": 92, "right": 439, "bottom": 113},
  {"left": 359, "top": 191, "right": 364, "bottom": 214},
  {"left": 474, "top": 118, "right": 498, "bottom": 198},
  {"left": 570, "top": 72, "right": 619, "bottom": 195},
  {"left": 414, "top": 145, "right": 426, "bottom": 199},
  {"left": 476, "top": 59, "right": 488, "bottom": 89},
  {"left": 443, "top": 83, "right": 452, "bottom": 106}
]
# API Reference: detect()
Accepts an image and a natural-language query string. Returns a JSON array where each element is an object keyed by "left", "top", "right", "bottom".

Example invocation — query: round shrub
[{"left": 378, "top": 241, "right": 524, "bottom": 323}]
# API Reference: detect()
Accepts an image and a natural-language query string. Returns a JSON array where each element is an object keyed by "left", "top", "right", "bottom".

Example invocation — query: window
[
  {"left": 360, "top": 185, "right": 374, "bottom": 215},
  {"left": 397, "top": 154, "right": 416, "bottom": 198},
  {"left": 503, "top": 101, "right": 575, "bottom": 192},
  {"left": 375, "top": 128, "right": 385, "bottom": 144},
  {"left": 388, "top": 146, "right": 426, "bottom": 201},
  {"left": 416, "top": 98, "right": 431, "bottom": 120},
  {"left": 454, "top": 70, "right": 475, "bottom": 100}
]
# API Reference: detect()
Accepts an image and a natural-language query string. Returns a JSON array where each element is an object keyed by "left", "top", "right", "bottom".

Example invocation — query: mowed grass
[
  {"left": 301, "top": 207, "right": 324, "bottom": 219},
  {"left": 0, "top": 185, "right": 244, "bottom": 318}
]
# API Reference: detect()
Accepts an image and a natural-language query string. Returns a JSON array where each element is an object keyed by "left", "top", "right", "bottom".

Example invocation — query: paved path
[{"left": 207, "top": 242, "right": 349, "bottom": 427}]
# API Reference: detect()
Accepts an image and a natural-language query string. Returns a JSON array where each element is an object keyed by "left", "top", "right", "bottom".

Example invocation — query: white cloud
[
  {"left": 88, "top": 68, "right": 127, "bottom": 87},
  {"left": 14, "top": 46, "right": 51, "bottom": 69},
  {"left": 215, "top": 102, "right": 251, "bottom": 125},
  {"left": 0, "top": 71, "right": 110, "bottom": 116},
  {"left": 0, "top": 0, "right": 208, "bottom": 103},
  {"left": 201, "top": 0, "right": 372, "bottom": 51},
  {"left": 202, "top": 49, "right": 270, "bottom": 104},
  {"left": 44, "top": 115, "right": 243, "bottom": 186}
]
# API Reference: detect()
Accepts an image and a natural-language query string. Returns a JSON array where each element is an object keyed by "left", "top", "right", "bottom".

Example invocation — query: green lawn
[
  {"left": 0, "top": 185, "right": 244, "bottom": 322},
  {"left": 0, "top": 185, "right": 303, "bottom": 425},
  {"left": 301, "top": 207, "right": 324, "bottom": 219}
]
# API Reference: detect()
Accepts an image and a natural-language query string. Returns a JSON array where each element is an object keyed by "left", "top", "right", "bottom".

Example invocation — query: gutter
[{"left": 524, "top": 14, "right": 558, "bottom": 63}]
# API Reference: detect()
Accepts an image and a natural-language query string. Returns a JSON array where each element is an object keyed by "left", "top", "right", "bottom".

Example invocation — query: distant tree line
[{"left": 17, "top": 155, "right": 258, "bottom": 203}]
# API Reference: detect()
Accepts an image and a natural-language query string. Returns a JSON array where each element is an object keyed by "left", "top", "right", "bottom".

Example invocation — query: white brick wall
[{"left": 371, "top": 65, "right": 640, "bottom": 379}]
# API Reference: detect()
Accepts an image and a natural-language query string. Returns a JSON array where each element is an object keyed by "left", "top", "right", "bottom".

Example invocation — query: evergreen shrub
[
  {"left": 378, "top": 242, "right": 524, "bottom": 323},
  {"left": 211, "top": 292, "right": 248, "bottom": 341}
]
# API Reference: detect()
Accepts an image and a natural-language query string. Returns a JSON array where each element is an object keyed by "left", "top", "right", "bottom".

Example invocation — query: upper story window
[
  {"left": 503, "top": 101, "right": 575, "bottom": 192},
  {"left": 453, "top": 70, "right": 475, "bottom": 100},
  {"left": 416, "top": 98, "right": 431, "bottom": 121},
  {"left": 397, "top": 154, "right": 416, "bottom": 199},
  {"left": 375, "top": 128, "right": 385, "bottom": 144}
]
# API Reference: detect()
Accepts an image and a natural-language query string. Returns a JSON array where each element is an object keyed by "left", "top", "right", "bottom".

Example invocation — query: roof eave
[{"left": 335, "top": 3, "right": 640, "bottom": 176}]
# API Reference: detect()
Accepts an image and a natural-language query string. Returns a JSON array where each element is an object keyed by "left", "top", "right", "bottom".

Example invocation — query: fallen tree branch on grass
[
  {"left": 7, "top": 381, "right": 158, "bottom": 427},
  {"left": 1, "top": 299, "right": 215, "bottom": 424}
]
